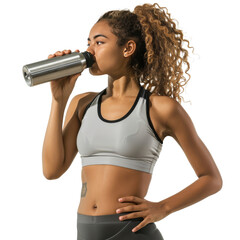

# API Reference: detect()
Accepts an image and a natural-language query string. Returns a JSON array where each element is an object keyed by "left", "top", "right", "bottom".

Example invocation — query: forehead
[{"left": 88, "top": 20, "right": 115, "bottom": 39}]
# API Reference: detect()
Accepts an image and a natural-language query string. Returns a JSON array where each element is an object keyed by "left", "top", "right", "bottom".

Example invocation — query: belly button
[{"left": 93, "top": 204, "right": 97, "bottom": 209}]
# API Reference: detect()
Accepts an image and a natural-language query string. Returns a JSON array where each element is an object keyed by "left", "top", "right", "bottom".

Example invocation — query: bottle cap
[{"left": 82, "top": 51, "right": 95, "bottom": 67}]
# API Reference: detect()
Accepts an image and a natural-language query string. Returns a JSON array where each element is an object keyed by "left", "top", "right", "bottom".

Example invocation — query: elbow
[
  {"left": 199, "top": 173, "right": 223, "bottom": 195},
  {"left": 43, "top": 170, "right": 61, "bottom": 180},
  {"left": 42, "top": 158, "right": 63, "bottom": 180},
  {"left": 209, "top": 174, "right": 223, "bottom": 193},
  {"left": 215, "top": 175, "right": 223, "bottom": 192},
  {"left": 213, "top": 169, "right": 223, "bottom": 192},
  {"left": 43, "top": 172, "right": 56, "bottom": 180}
]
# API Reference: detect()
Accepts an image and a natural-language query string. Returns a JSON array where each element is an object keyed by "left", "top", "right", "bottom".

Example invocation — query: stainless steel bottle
[{"left": 22, "top": 51, "right": 94, "bottom": 87}]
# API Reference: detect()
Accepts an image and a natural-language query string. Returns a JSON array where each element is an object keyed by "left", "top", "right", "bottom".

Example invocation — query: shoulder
[
  {"left": 64, "top": 92, "right": 100, "bottom": 128},
  {"left": 70, "top": 91, "right": 99, "bottom": 120},
  {"left": 71, "top": 91, "right": 98, "bottom": 103},
  {"left": 150, "top": 94, "right": 189, "bottom": 137},
  {"left": 69, "top": 91, "right": 99, "bottom": 108},
  {"left": 65, "top": 91, "right": 98, "bottom": 117},
  {"left": 150, "top": 94, "right": 181, "bottom": 123}
]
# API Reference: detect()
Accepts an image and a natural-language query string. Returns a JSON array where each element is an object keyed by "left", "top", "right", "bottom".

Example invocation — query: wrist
[
  {"left": 52, "top": 98, "right": 68, "bottom": 108},
  {"left": 51, "top": 98, "right": 67, "bottom": 117},
  {"left": 157, "top": 199, "right": 172, "bottom": 217}
]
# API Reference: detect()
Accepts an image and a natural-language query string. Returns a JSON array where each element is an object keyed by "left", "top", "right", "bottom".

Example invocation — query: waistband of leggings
[{"left": 77, "top": 211, "right": 143, "bottom": 224}]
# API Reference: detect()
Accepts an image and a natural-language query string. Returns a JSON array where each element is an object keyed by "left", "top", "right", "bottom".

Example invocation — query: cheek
[
  {"left": 98, "top": 58, "right": 117, "bottom": 71},
  {"left": 97, "top": 50, "right": 123, "bottom": 72}
]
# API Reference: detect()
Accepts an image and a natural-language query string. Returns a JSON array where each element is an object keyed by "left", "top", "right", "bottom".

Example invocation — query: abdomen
[{"left": 77, "top": 165, "right": 152, "bottom": 216}]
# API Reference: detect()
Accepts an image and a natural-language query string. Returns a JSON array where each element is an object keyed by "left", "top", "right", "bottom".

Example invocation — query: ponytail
[{"left": 97, "top": 3, "right": 194, "bottom": 103}]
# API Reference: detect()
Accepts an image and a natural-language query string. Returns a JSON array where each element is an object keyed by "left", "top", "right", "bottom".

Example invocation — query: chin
[{"left": 89, "top": 67, "right": 105, "bottom": 76}]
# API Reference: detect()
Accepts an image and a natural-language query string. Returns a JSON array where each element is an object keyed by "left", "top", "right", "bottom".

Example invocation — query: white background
[{"left": 0, "top": 0, "right": 239, "bottom": 239}]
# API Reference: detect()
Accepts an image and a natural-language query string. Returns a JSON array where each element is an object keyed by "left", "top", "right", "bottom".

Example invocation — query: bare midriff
[{"left": 77, "top": 164, "right": 152, "bottom": 216}]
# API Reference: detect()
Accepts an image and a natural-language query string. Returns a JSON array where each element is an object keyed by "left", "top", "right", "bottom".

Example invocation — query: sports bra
[{"left": 76, "top": 86, "right": 163, "bottom": 174}]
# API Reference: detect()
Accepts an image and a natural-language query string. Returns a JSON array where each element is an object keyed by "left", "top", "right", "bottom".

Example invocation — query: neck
[{"left": 106, "top": 75, "right": 141, "bottom": 99}]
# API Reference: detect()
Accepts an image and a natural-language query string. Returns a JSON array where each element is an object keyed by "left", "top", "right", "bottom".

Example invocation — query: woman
[{"left": 42, "top": 3, "right": 223, "bottom": 240}]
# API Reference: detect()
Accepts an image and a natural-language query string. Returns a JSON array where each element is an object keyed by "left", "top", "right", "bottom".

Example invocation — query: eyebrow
[{"left": 87, "top": 34, "right": 108, "bottom": 41}]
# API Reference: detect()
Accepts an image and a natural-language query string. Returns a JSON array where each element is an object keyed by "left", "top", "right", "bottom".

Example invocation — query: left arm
[
  {"left": 116, "top": 97, "right": 223, "bottom": 232},
  {"left": 158, "top": 98, "right": 223, "bottom": 216}
]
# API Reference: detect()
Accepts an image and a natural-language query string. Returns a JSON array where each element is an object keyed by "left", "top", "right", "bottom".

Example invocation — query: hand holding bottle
[{"left": 48, "top": 49, "right": 82, "bottom": 103}]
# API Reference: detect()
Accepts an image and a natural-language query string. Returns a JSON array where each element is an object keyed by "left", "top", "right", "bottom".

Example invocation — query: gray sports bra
[{"left": 76, "top": 86, "right": 163, "bottom": 174}]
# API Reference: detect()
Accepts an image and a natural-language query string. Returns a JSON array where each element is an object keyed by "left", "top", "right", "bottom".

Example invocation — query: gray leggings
[{"left": 77, "top": 211, "right": 164, "bottom": 240}]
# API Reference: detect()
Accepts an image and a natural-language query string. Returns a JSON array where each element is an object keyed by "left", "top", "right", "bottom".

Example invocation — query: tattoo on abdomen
[{"left": 81, "top": 182, "right": 87, "bottom": 197}]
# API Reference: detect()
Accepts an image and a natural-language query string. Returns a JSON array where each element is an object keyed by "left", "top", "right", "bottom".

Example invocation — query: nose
[
  {"left": 86, "top": 46, "right": 95, "bottom": 56},
  {"left": 86, "top": 46, "right": 95, "bottom": 63}
]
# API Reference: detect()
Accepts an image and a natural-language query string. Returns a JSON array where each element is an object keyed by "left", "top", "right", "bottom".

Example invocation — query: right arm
[
  {"left": 42, "top": 94, "right": 77, "bottom": 179},
  {"left": 41, "top": 49, "right": 87, "bottom": 179},
  {"left": 42, "top": 92, "right": 92, "bottom": 179}
]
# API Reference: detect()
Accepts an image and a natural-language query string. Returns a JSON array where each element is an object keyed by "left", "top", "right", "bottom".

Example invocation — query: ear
[{"left": 123, "top": 40, "right": 136, "bottom": 58}]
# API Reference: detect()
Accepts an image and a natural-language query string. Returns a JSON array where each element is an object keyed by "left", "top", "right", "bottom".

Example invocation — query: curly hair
[{"left": 97, "top": 3, "right": 195, "bottom": 103}]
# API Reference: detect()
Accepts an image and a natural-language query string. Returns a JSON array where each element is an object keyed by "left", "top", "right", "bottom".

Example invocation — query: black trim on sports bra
[
  {"left": 145, "top": 90, "right": 163, "bottom": 144},
  {"left": 98, "top": 86, "right": 144, "bottom": 123},
  {"left": 81, "top": 91, "right": 104, "bottom": 120}
]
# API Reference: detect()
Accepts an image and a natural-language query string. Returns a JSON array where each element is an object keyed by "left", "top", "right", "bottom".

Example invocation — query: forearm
[
  {"left": 42, "top": 99, "right": 67, "bottom": 179},
  {"left": 160, "top": 175, "right": 222, "bottom": 216}
]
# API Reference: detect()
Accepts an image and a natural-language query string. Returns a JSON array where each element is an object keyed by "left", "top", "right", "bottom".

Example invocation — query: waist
[
  {"left": 78, "top": 165, "right": 151, "bottom": 215},
  {"left": 78, "top": 188, "right": 144, "bottom": 216},
  {"left": 77, "top": 211, "right": 143, "bottom": 223}
]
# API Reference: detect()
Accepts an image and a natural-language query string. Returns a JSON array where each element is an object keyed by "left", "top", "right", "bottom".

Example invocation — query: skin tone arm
[
  {"left": 156, "top": 97, "right": 223, "bottom": 215},
  {"left": 42, "top": 99, "right": 66, "bottom": 179},
  {"left": 42, "top": 49, "right": 83, "bottom": 180},
  {"left": 116, "top": 96, "right": 223, "bottom": 232}
]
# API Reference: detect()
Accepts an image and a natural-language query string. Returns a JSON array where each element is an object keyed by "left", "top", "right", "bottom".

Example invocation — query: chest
[
  {"left": 100, "top": 96, "right": 136, "bottom": 121},
  {"left": 100, "top": 93, "right": 164, "bottom": 140}
]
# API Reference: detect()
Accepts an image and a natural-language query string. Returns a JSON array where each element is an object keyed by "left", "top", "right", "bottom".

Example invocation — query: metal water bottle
[{"left": 22, "top": 51, "right": 94, "bottom": 87}]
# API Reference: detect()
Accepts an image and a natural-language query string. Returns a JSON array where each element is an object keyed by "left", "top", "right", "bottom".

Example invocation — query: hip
[{"left": 77, "top": 211, "right": 164, "bottom": 240}]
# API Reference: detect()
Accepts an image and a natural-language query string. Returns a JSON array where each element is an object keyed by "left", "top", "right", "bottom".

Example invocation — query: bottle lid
[{"left": 82, "top": 51, "right": 95, "bottom": 68}]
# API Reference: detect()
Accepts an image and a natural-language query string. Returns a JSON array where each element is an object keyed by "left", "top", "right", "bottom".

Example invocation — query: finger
[
  {"left": 118, "top": 211, "right": 146, "bottom": 221},
  {"left": 75, "top": 49, "right": 80, "bottom": 52},
  {"left": 116, "top": 204, "right": 145, "bottom": 214},
  {"left": 55, "top": 51, "right": 63, "bottom": 56},
  {"left": 119, "top": 196, "right": 143, "bottom": 204},
  {"left": 63, "top": 49, "right": 71, "bottom": 54},
  {"left": 48, "top": 54, "right": 55, "bottom": 59},
  {"left": 132, "top": 217, "right": 150, "bottom": 233}
]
